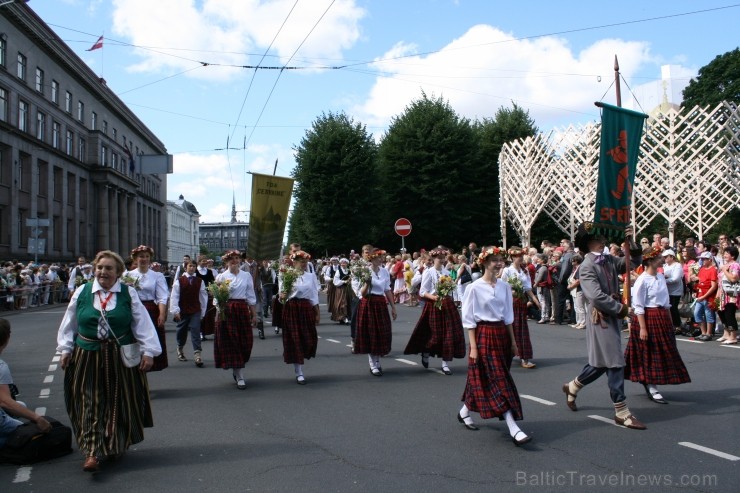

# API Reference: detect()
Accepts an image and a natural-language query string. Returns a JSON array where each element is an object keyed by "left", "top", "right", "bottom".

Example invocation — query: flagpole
[
  {"left": 614, "top": 55, "right": 632, "bottom": 309},
  {"left": 101, "top": 31, "right": 104, "bottom": 79}
]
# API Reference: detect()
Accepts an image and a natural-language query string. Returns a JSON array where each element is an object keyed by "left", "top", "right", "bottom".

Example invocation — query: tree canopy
[{"left": 682, "top": 47, "right": 740, "bottom": 108}]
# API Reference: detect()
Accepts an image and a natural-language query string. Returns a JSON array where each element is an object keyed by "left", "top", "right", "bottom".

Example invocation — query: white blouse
[
  {"left": 632, "top": 272, "right": 670, "bottom": 315},
  {"left": 332, "top": 266, "right": 351, "bottom": 287},
  {"left": 460, "top": 278, "right": 514, "bottom": 329},
  {"left": 367, "top": 267, "right": 391, "bottom": 296},
  {"left": 501, "top": 265, "right": 533, "bottom": 291},
  {"left": 419, "top": 267, "right": 450, "bottom": 297},
  {"left": 282, "top": 271, "right": 320, "bottom": 305},
  {"left": 124, "top": 269, "right": 169, "bottom": 305},
  {"left": 56, "top": 279, "right": 162, "bottom": 357},
  {"left": 215, "top": 270, "right": 257, "bottom": 305}
]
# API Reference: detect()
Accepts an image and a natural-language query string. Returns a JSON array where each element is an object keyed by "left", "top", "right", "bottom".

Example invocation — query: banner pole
[{"left": 614, "top": 55, "right": 631, "bottom": 308}]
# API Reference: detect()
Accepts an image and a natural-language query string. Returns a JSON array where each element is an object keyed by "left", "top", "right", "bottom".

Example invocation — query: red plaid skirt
[
  {"left": 271, "top": 295, "right": 282, "bottom": 328},
  {"left": 281, "top": 298, "right": 318, "bottom": 364},
  {"left": 512, "top": 298, "right": 533, "bottom": 360},
  {"left": 330, "top": 284, "right": 353, "bottom": 322},
  {"left": 354, "top": 295, "right": 392, "bottom": 355},
  {"left": 462, "top": 321, "right": 523, "bottom": 420},
  {"left": 404, "top": 297, "right": 465, "bottom": 360},
  {"left": 326, "top": 283, "right": 336, "bottom": 314},
  {"left": 624, "top": 307, "right": 691, "bottom": 385},
  {"left": 200, "top": 294, "right": 216, "bottom": 336},
  {"left": 142, "top": 300, "right": 168, "bottom": 372},
  {"left": 214, "top": 300, "right": 253, "bottom": 369}
]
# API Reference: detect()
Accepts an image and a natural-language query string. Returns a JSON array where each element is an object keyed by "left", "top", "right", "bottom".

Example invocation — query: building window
[
  {"left": 112, "top": 127, "right": 116, "bottom": 141},
  {"left": 16, "top": 53, "right": 26, "bottom": 80},
  {"left": 37, "top": 160, "right": 48, "bottom": 197},
  {"left": 103, "top": 121, "right": 108, "bottom": 134},
  {"left": 65, "top": 91, "right": 72, "bottom": 113},
  {"left": 51, "top": 80, "right": 58, "bottom": 104},
  {"left": 52, "top": 121, "right": 60, "bottom": 148},
  {"left": 101, "top": 145, "right": 107, "bottom": 167},
  {"left": 53, "top": 166, "right": 63, "bottom": 200},
  {"left": 35, "top": 67, "right": 44, "bottom": 93},
  {"left": 0, "top": 36, "right": 5, "bottom": 67},
  {"left": 112, "top": 152, "right": 118, "bottom": 171},
  {"left": 36, "top": 111, "right": 45, "bottom": 141},
  {"left": 79, "top": 178, "right": 87, "bottom": 208},
  {"left": 77, "top": 101, "right": 84, "bottom": 122},
  {"left": 67, "top": 173, "right": 76, "bottom": 205},
  {"left": 66, "top": 130, "right": 73, "bottom": 155},
  {"left": 17, "top": 100, "right": 28, "bottom": 132},
  {"left": 91, "top": 111, "right": 97, "bottom": 130},
  {"left": 78, "top": 137, "right": 86, "bottom": 162},
  {"left": 0, "top": 87, "right": 7, "bottom": 122}
]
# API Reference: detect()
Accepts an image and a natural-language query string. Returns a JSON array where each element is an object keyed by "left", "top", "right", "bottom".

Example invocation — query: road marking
[
  {"left": 587, "top": 415, "right": 623, "bottom": 428},
  {"left": 395, "top": 358, "right": 418, "bottom": 366},
  {"left": 521, "top": 395, "right": 556, "bottom": 406},
  {"left": 52, "top": 355, "right": 61, "bottom": 362},
  {"left": 676, "top": 339, "right": 704, "bottom": 344},
  {"left": 39, "top": 388, "right": 51, "bottom": 397},
  {"left": 13, "top": 466, "right": 32, "bottom": 483},
  {"left": 720, "top": 344, "right": 740, "bottom": 350},
  {"left": 678, "top": 442, "right": 740, "bottom": 461},
  {"left": 48, "top": 364, "right": 57, "bottom": 372},
  {"left": 35, "top": 407, "right": 47, "bottom": 416},
  {"left": 346, "top": 344, "right": 353, "bottom": 348},
  {"left": 326, "top": 339, "right": 341, "bottom": 343},
  {"left": 43, "top": 375, "right": 54, "bottom": 383},
  {"left": 428, "top": 368, "right": 445, "bottom": 375}
]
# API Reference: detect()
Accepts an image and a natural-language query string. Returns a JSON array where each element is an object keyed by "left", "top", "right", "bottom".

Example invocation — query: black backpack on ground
[{"left": 0, "top": 416, "right": 73, "bottom": 465}]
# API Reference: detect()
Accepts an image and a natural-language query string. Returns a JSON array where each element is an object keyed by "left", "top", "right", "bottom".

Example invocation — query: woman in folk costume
[
  {"left": 324, "top": 257, "right": 339, "bottom": 316},
  {"left": 403, "top": 247, "right": 465, "bottom": 375},
  {"left": 214, "top": 250, "right": 257, "bottom": 390},
  {"left": 279, "top": 251, "right": 320, "bottom": 385},
  {"left": 457, "top": 247, "right": 532, "bottom": 446},
  {"left": 196, "top": 255, "right": 217, "bottom": 340},
  {"left": 57, "top": 250, "right": 161, "bottom": 472},
  {"left": 624, "top": 247, "right": 690, "bottom": 404},
  {"left": 355, "top": 248, "right": 397, "bottom": 376},
  {"left": 125, "top": 245, "right": 169, "bottom": 371},
  {"left": 330, "top": 258, "right": 352, "bottom": 325},
  {"left": 501, "top": 247, "right": 541, "bottom": 369}
]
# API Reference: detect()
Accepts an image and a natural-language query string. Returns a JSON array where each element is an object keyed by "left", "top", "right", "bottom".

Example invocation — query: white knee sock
[
  {"left": 504, "top": 410, "right": 522, "bottom": 437},
  {"left": 368, "top": 354, "right": 375, "bottom": 368},
  {"left": 233, "top": 368, "right": 244, "bottom": 381},
  {"left": 459, "top": 404, "right": 475, "bottom": 425},
  {"left": 294, "top": 363, "right": 303, "bottom": 376},
  {"left": 442, "top": 360, "right": 450, "bottom": 370}
]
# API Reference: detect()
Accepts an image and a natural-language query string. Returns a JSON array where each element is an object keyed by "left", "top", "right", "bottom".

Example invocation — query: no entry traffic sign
[{"left": 394, "top": 218, "right": 412, "bottom": 237}]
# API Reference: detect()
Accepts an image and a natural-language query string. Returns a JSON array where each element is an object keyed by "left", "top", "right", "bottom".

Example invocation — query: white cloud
[
  {"left": 352, "top": 24, "right": 679, "bottom": 130},
  {"left": 111, "top": 0, "right": 365, "bottom": 81}
]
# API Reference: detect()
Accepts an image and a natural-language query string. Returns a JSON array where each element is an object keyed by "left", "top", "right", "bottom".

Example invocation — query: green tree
[
  {"left": 376, "top": 92, "right": 481, "bottom": 250},
  {"left": 475, "top": 102, "right": 539, "bottom": 245},
  {"left": 289, "top": 112, "right": 379, "bottom": 254},
  {"left": 682, "top": 48, "right": 740, "bottom": 108}
]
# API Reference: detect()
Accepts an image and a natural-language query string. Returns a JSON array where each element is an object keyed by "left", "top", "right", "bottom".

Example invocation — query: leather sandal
[
  {"left": 521, "top": 361, "right": 536, "bottom": 369},
  {"left": 83, "top": 456, "right": 99, "bottom": 472},
  {"left": 562, "top": 383, "right": 578, "bottom": 411},
  {"left": 614, "top": 414, "right": 647, "bottom": 430}
]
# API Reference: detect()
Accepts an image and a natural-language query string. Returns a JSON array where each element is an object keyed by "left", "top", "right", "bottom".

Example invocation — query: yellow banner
[{"left": 247, "top": 173, "right": 294, "bottom": 260}]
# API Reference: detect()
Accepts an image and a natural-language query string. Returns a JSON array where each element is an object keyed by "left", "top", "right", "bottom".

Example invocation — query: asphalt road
[{"left": 1, "top": 298, "right": 738, "bottom": 493}]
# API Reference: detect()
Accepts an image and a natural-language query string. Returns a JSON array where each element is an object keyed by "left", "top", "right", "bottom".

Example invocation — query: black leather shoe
[
  {"left": 258, "top": 328, "right": 265, "bottom": 340},
  {"left": 442, "top": 367, "right": 452, "bottom": 375},
  {"left": 457, "top": 412, "right": 479, "bottom": 431},
  {"left": 644, "top": 384, "right": 667, "bottom": 404},
  {"left": 512, "top": 431, "right": 532, "bottom": 446},
  {"left": 421, "top": 356, "right": 429, "bottom": 369}
]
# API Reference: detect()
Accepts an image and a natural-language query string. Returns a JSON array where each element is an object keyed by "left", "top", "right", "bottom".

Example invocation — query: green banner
[
  {"left": 593, "top": 103, "right": 648, "bottom": 231},
  {"left": 247, "top": 173, "right": 294, "bottom": 260}
]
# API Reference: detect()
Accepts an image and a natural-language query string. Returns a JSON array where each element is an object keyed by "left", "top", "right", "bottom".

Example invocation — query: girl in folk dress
[
  {"left": 624, "top": 247, "right": 691, "bottom": 404},
  {"left": 355, "top": 249, "right": 397, "bottom": 376},
  {"left": 501, "top": 247, "right": 541, "bottom": 369},
  {"left": 457, "top": 247, "right": 532, "bottom": 446},
  {"left": 214, "top": 250, "right": 257, "bottom": 390},
  {"left": 403, "top": 248, "right": 466, "bottom": 375},
  {"left": 324, "top": 257, "right": 339, "bottom": 316},
  {"left": 330, "top": 258, "right": 353, "bottom": 324},
  {"left": 280, "top": 251, "right": 320, "bottom": 384},
  {"left": 125, "top": 245, "right": 169, "bottom": 371}
]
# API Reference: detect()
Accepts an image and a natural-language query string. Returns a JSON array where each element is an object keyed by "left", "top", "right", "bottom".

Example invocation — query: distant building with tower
[{"left": 199, "top": 196, "right": 249, "bottom": 255}]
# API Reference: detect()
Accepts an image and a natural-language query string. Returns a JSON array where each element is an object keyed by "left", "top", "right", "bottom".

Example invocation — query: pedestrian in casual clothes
[
  {"left": 169, "top": 260, "right": 207, "bottom": 367},
  {"left": 692, "top": 251, "right": 718, "bottom": 341},
  {"left": 717, "top": 246, "right": 739, "bottom": 345}
]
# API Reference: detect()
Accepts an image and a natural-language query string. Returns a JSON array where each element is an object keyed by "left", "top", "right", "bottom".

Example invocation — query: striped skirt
[
  {"left": 281, "top": 298, "right": 318, "bottom": 364},
  {"left": 326, "top": 283, "right": 337, "bottom": 314},
  {"left": 142, "top": 300, "right": 168, "bottom": 371},
  {"left": 213, "top": 300, "right": 253, "bottom": 369},
  {"left": 512, "top": 298, "right": 533, "bottom": 360},
  {"left": 330, "top": 284, "right": 353, "bottom": 322},
  {"left": 200, "top": 294, "right": 216, "bottom": 336},
  {"left": 462, "top": 321, "right": 523, "bottom": 420},
  {"left": 624, "top": 307, "right": 691, "bottom": 385},
  {"left": 404, "top": 296, "right": 465, "bottom": 361},
  {"left": 354, "top": 294, "right": 392, "bottom": 356},
  {"left": 64, "top": 339, "right": 153, "bottom": 457}
]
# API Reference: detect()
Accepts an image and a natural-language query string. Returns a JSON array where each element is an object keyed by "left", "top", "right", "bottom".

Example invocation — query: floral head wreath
[
  {"left": 429, "top": 248, "right": 449, "bottom": 258},
  {"left": 131, "top": 245, "right": 154, "bottom": 258},
  {"left": 507, "top": 247, "right": 524, "bottom": 257},
  {"left": 477, "top": 246, "right": 506, "bottom": 266},
  {"left": 221, "top": 249, "right": 242, "bottom": 262},
  {"left": 642, "top": 246, "right": 662, "bottom": 261},
  {"left": 290, "top": 250, "right": 312, "bottom": 261},
  {"left": 364, "top": 249, "right": 386, "bottom": 260}
]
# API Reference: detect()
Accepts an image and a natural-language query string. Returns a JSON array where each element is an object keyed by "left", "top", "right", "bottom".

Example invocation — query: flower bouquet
[
  {"left": 120, "top": 274, "right": 141, "bottom": 290},
  {"left": 507, "top": 275, "right": 528, "bottom": 301},
  {"left": 279, "top": 266, "right": 302, "bottom": 304},
  {"left": 208, "top": 279, "right": 232, "bottom": 321},
  {"left": 74, "top": 276, "right": 89, "bottom": 288},
  {"left": 435, "top": 275, "right": 457, "bottom": 309},
  {"left": 350, "top": 258, "right": 372, "bottom": 285}
]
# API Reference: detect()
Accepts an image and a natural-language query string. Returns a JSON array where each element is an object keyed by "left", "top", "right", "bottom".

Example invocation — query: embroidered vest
[{"left": 75, "top": 283, "right": 134, "bottom": 351}]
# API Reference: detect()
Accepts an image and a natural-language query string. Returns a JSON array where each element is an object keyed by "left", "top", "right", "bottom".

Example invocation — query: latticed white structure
[{"left": 499, "top": 102, "right": 740, "bottom": 247}]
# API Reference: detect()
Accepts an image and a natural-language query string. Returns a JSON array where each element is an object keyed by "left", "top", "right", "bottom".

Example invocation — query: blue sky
[{"left": 30, "top": 1, "right": 739, "bottom": 222}]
